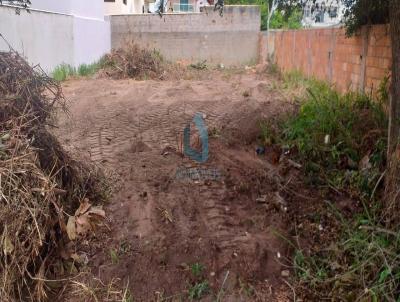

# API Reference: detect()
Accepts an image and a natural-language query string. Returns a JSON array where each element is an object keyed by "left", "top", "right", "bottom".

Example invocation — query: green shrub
[{"left": 280, "top": 76, "right": 387, "bottom": 198}]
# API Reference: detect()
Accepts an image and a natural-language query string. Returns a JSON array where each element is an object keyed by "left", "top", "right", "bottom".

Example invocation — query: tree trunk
[{"left": 385, "top": 0, "right": 400, "bottom": 223}]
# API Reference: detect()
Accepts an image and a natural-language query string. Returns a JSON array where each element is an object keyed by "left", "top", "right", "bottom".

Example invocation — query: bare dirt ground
[{"left": 56, "top": 68, "right": 294, "bottom": 301}]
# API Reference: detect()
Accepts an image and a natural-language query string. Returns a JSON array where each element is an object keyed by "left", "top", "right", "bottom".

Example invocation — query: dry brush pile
[
  {"left": 100, "top": 41, "right": 165, "bottom": 80},
  {"left": 0, "top": 50, "right": 108, "bottom": 301}
]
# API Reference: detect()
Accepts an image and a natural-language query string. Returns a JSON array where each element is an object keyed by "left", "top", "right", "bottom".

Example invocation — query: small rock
[
  {"left": 281, "top": 270, "right": 290, "bottom": 277},
  {"left": 359, "top": 154, "right": 372, "bottom": 171},
  {"left": 256, "top": 195, "right": 268, "bottom": 203},
  {"left": 1, "top": 133, "right": 10, "bottom": 141},
  {"left": 256, "top": 146, "right": 265, "bottom": 155}
]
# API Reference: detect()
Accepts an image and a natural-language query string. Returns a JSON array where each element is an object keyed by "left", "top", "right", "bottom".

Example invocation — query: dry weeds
[{"left": 0, "top": 50, "right": 108, "bottom": 301}]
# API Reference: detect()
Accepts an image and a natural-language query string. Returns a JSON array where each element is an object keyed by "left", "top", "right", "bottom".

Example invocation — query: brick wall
[{"left": 262, "top": 25, "right": 392, "bottom": 94}]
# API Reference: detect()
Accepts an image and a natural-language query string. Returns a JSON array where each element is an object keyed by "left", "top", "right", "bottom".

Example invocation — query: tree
[
  {"left": 225, "top": 0, "right": 302, "bottom": 30},
  {"left": 0, "top": 0, "right": 30, "bottom": 7},
  {"left": 385, "top": 0, "right": 400, "bottom": 222},
  {"left": 342, "top": 0, "right": 389, "bottom": 35},
  {"left": 267, "top": 0, "right": 279, "bottom": 31},
  {"left": 0, "top": 0, "right": 31, "bottom": 14}
]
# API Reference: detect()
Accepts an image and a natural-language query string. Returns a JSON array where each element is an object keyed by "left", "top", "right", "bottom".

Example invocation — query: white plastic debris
[{"left": 324, "top": 134, "right": 330, "bottom": 145}]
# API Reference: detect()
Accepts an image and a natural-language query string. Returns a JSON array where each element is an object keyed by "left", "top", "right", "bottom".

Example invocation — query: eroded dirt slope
[{"left": 57, "top": 69, "right": 293, "bottom": 301}]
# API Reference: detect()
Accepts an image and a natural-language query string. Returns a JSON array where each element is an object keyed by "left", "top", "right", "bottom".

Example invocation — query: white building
[
  {"left": 0, "top": 0, "right": 111, "bottom": 71},
  {"left": 302, "top": 0, "right": 344, "bottom": 28},
  {"left": 104, "top": 0, "right": 144, "bottom": 15}
]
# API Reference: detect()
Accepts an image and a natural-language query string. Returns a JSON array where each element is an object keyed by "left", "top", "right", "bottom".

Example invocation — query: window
[
  {"left": 315, "top": 11, "right": 324, "bottom": 23},
  {"left": 104, "top": 0, "right": 115, "bottom": 2},
  {"left": 329, "top": 7, "right": 338, "bottom": 18},
  {"left": 304, "top": 5, "right": 311, "bottom": 17},
  {"left": 123, "top": 0, "right": 127, "bottom": 4}
]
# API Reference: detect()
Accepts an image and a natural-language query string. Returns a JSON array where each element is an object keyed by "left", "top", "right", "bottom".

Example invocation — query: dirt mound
[{"left": 0, "top": 50, "right": 107, "bottom": 301}]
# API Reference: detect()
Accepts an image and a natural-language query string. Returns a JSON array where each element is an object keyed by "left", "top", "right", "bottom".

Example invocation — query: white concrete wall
[
  {"left": 73, "top": 16, "right": 111, "bottom": 66},
  {"left": 0, "top": 6, "right": 74, "bottom": 71},
  {"left": 0, "top": 5, "right": 111, "bottom": 72}
]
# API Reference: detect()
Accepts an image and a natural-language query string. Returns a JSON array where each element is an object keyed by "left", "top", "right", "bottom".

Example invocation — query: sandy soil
[{"left": 57, "top": 69, "right": 294, "bottom": 301}]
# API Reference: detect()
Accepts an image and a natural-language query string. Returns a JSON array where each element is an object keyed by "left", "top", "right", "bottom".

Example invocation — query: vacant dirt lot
[{"left": 57, "top": 69, "right": 293, "bottom": 301}]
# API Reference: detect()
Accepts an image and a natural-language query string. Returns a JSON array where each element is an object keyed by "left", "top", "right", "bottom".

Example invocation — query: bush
[{"left": 280, "top": 74, "right": 387, "bottom": 198}]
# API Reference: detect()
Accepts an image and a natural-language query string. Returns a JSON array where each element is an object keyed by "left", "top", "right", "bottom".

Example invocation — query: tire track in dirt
[{"left": 58, "top": 73, "right": 290, "bottom": 301}]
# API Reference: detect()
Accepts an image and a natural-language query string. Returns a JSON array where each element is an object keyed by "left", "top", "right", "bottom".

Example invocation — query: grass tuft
[
  {"left": 188, "top": 281, "right": 209, "bottom": 300},
  {"left": 52, "top": 64, "right": 76, "bottom": 81},
  {"left": 52, "top": 61, "right": 102, "bottom": 81},
  {"left": 294, "top": 204, "right": 400, "bottom": 301}
]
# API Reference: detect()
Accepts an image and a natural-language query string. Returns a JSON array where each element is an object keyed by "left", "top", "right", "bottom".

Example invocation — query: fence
[{"left": 261, "top": 25, "right": 392, "bottom": 95}]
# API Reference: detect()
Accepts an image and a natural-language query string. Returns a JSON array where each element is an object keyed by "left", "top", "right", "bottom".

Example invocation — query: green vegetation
[
  {"left": 190, "top": 263, "right": 204, "bottom": 277},
  {"left": 188, "top": 281, "right": 209, "bottom": 300},
  {"left": 52, "top": 61, "right": 103, "bottom": 81},
  {"left": 52, "top": 64, "right": 76, "bottom": 82},
  {"left": 187, "top": 262, "right": 209, "bottom": 300},
  {"left": 294, "top": 204, "right": 400, "bottom": 300},
  {"left": 110, "top": 249, "right": 119, "bottom": 264},
  {"left": 343, "top": 0, "right": 389, "bottom": 36},
  {"left": 275, "top": 71, "right": 387, "bottom": 199},
  {"left": 224, "top": 0, "right": 302, "bottom": 30},
  {"left": 269, "top": 8, "right": 303, "bottom": 30},
  {"left": 261, "top": 70, "right": 397, "bottom": 300}
]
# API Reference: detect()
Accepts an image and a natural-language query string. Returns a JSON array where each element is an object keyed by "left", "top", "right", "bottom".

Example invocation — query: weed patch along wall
[{"left": 260, "top": 70, "right": 394, "bottom": 301}]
